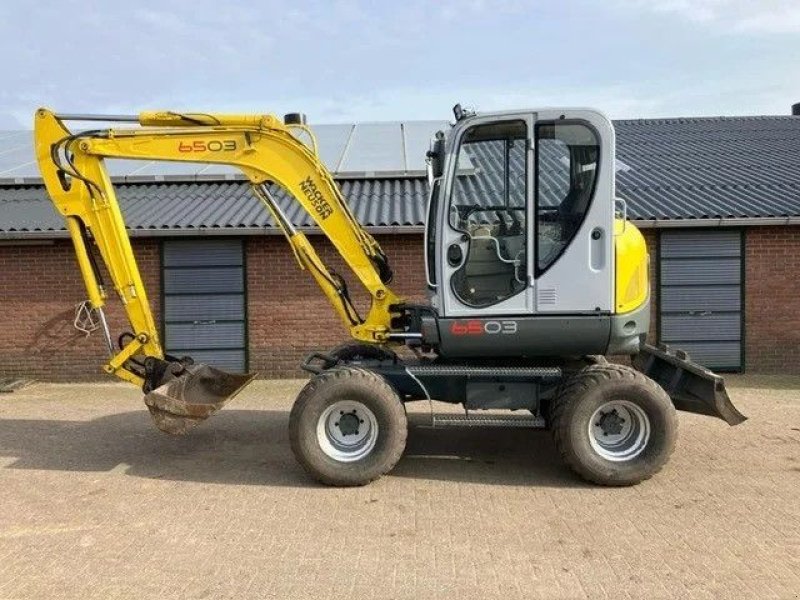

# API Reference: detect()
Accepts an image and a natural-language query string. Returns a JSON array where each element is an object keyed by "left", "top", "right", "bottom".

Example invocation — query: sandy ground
[{"left": 0, "top": 375, "right": 798, "bottom": 599}]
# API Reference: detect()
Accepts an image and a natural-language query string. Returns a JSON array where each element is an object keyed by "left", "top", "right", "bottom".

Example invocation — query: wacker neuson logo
[{"left": 299, "top": 177, "right": 334, "bottom": 220}]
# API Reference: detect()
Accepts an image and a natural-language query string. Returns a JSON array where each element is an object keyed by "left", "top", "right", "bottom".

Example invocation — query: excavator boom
[{"left": 34, "top": 108, "right": 403, "bottom": 432}]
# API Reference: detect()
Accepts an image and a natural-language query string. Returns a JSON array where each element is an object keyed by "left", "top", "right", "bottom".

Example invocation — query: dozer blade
[
  {"left": 143, "top": 364, "right": 256, "bottom": 435},
  {"left": 633, "top": 343, "right": 746, "bottom": 426}
]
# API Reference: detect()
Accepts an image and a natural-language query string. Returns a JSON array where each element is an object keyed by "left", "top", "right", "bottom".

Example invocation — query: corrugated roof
[
  {"left": 1, "top": 115, "right": 799, "bottom": 237},
  {"left": 0, "top": 179, "right": 428, "bottom": 236},
  {"left": 615, "top": 116, "right": 800, "bottom": 220}
]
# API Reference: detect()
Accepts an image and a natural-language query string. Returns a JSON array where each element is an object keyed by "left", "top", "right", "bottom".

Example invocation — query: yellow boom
[{"left": 34, "top": 109, "right": 402, "bottom": 427}]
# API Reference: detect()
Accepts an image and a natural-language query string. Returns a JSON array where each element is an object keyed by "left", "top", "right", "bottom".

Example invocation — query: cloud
[{"left": 612, "top": 0, "right": 800, "bottom": 33}]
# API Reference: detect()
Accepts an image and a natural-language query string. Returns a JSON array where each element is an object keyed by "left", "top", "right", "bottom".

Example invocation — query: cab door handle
[{"left": 590, "top": 227, "right": 606, "bottom": 271}]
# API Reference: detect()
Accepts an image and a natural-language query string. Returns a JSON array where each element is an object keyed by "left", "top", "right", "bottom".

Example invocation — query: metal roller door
[
  {"left": 659, "top": 230, "right": 742, "bottom": 371},
  {"left": 162, "top": 239, "right": 247, "bottom": 372}
]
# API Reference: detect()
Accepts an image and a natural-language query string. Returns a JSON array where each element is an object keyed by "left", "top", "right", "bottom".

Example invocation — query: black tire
[
  {"left": 289, "top": 367, "right": 407, "bottom": 486},
  {"left": 328, "top": 343, "right": 397, "bottom": 364},
  {"left": 551, "top": 364, "right": 678, "bottom": 486}
]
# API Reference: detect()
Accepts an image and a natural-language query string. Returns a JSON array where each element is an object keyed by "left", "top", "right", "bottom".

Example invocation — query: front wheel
[
  {"left": 289, "top": 367, "right": 407, "bottom": 486},
  {"left": 551, "top": 364, "right": 678, "bottom": 486}
]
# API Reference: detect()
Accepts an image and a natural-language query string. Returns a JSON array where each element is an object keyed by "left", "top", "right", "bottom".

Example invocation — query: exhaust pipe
[{"left": 143, "top": 360, "right": 255, "bottom": 435}]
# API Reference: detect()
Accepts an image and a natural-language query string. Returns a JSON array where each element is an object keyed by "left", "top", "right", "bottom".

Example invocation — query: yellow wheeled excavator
[{"left": 34, "top": 105, "right": 745, "bottom": 487}]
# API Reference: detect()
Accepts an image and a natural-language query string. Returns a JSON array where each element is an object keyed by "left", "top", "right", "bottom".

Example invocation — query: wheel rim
[
  {"left": 588, "top": 400, "right": 651, "bottom": 462},
  {"left": 316, "top": 400, "right": 379, "bottom": 463}
]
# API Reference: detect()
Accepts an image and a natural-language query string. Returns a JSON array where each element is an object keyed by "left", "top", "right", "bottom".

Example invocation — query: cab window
[
  {"left": 535, "top": 122, "right": 599, "bottom": 274},
  {"left": 449, "top": 120, "right": 528, "bottom": 307}
]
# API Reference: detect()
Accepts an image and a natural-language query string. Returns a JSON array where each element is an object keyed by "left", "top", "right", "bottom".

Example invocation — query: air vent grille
[{"left": 538, "top": 288, "right": 557, "bottom": 306}]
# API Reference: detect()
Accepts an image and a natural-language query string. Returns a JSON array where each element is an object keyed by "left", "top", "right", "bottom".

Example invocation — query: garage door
[
  {"left": 162, "top": 239, "right": 247, "bottom": 372},
  {"left": 659, "top": 230, "right": 742, "bottom": 371}
]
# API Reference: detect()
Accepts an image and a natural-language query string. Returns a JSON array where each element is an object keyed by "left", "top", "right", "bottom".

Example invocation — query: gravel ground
[{"left": 0, "top": 375, "right": 798, "bottom": 599}]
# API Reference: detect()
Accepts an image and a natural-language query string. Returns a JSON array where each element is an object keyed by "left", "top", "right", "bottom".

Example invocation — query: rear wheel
[
  {"left": 551, "top": 364, "right": 677, "bottom": 486},
  {"left": 289, "top": 367, "right": 407, "bottom": 486}
]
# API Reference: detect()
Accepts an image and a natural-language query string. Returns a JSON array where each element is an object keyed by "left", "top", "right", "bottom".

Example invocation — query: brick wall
[
  {"left": 246, "top": 234, "right": 427, "bottom": 377},
  {"left": 744, "top": 226, "right": 800, "bottom": 373},
  {"left": 2, "top": 226, "right": 796, "bottom": 381},
  {"left": 0, "top": 239, "right": 160, "bottom": 381},
  {"left": 0, "top": 234, "right": 423, "bottom": 382}
]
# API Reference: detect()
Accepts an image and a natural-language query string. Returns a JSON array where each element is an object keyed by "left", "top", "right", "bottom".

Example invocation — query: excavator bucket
[{"left": 143, "top": 364, "right": 256, "bottom": 435}]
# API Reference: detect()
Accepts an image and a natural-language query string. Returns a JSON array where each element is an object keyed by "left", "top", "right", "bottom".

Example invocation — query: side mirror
[{"left": 426, "top": 132, "right": 445, "bottom": 184}]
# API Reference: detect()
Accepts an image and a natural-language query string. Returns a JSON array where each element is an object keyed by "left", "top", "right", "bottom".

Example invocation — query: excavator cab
[{"left": 425, "top": 108, "right": 647, "bottom": 357}]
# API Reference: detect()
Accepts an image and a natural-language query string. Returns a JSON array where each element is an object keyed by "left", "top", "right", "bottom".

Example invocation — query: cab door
[
  {"left": 439, "top": 114, "right": 535, "bottom": 317},
  {"left": 531, "top": 110, "right": 614, "bottom": 313}
]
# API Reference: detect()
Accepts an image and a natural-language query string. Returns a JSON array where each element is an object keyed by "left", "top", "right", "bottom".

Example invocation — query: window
[
  {"left": 536, "top": 122, "right": 599, "bottom": 274},
  {"left": 449, "top": 120, "right": 528, "bottom": 307}
]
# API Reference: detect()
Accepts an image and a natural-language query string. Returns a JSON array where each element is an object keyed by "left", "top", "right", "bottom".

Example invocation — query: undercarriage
[{"left": 263, "top": 340, "right": 746, "bottom": 487}]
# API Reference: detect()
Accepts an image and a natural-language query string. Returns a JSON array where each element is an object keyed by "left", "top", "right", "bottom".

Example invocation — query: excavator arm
[{"left": 34, "top": 108, "right": 404, "bottom": 432}]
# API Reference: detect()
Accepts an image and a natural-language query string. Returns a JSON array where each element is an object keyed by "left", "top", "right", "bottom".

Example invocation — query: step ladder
[{"left": 430, "top": 413, "right": 546, "bottom": 429}]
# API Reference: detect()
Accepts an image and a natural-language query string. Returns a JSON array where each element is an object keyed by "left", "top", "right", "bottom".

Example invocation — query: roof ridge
[{"left": 614, "top": 115, "right": 800, "bottom": 125}]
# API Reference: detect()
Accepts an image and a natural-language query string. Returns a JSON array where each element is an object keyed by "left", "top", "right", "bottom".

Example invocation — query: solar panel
[
  {"left": 0, "top": 130, "right": 28, "bottom": 143},
  {"left": 339, "top": 122, "right": 404, "bottom": 174},
  {"left": 307, "top": 123, "right": 355, "bottom": 171},
  {"left": 0, "top": 131, "right": 36, "bottom": 180},
  {"left": 105, "top": 159, "right": 162, "bottom": 178},
  {"left": 0, "top": 147, "right": 36, "bottom": 178},
  {"left": 194, "top": 163, "right": 242, "bottom": 178},
  {"left": 126, "top": 160, "right": 217, "bottom": 178},
  {"left": 0, "top": 120, "right": 451, "bottom": 184}
]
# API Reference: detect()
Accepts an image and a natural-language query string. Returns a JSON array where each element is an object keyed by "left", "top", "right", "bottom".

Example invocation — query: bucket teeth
[{"left": 143, "top": 364, "right": 255, "bottom": 435}]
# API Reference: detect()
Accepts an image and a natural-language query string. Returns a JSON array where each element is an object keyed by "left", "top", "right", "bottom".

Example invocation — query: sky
[{"left": 0, "top": 0, "right": 798, "bottom": 128}]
